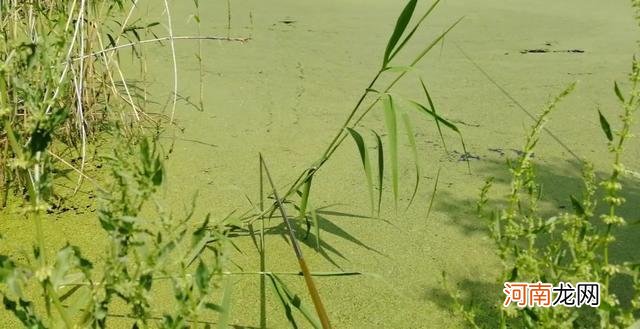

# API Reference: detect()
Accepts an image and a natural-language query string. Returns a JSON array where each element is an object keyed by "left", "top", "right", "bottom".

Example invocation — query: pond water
[{"left": 2, "top": 0, "right": 638, "bottom": 327}]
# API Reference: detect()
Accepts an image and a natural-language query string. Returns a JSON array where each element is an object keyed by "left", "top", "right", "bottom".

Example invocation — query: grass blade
[
  {"left": 598, "top": 109, "right": 614, "bottom": 142},
  {"left": 373, "top": 131, "right": 385, "bottom": 217},
  {"left": 408, "top": 99, "right": 470, "bottom": 171},
  {"left": 402, "top": 112, "right": 420, "bottom": 211},
  {"left": 268, "top": 274, "right": 299, "bottom": 328},
  {"left": 426, "top": 167, "right": 441, "bottom": 221},
  {"left": 269, "top": 274, "right": 322, "bottom": 329},
  {"left": 346, "top": 128, "right": 375, "bottom": 214},
  {"left": 383, "top": 95, "right": 399, "bottom": 211},
  {"left": 310, "top": 205, "right": 321, "bottom": 252},
  {"left": 420, "top": 78, "right": 447, "bottom": 151},
  {"left": 383, "top": 0, "right": 417, "bottom": 67}
]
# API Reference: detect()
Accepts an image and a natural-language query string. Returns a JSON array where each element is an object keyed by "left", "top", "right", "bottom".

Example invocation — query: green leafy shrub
[{"left": 0, "top": 136, "right": 230, "bottom": 328}]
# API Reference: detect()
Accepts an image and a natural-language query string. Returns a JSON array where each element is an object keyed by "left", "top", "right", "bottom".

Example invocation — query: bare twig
[{"left": 73, "top": 36, "right": 250, "bottom": 61}]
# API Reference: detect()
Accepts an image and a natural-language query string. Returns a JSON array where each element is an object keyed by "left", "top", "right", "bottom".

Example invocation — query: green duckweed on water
[{"left": 1, "top": 0, "right": 639, "bottom": 328}]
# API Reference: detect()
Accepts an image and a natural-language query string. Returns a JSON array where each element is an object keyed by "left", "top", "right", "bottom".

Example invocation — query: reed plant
[{"left": 229, "top": 0, "right": 467, "bottom": 327}]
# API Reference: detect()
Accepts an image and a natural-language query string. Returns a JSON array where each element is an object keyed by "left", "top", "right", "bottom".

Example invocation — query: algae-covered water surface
[{"left": 1, "top": 0, "right": 639, "bottom": 328}]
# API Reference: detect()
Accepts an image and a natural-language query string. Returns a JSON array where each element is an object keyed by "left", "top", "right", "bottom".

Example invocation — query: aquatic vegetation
[
  {"left": 0, "top": 0, "right": 463, "bottom": 327},
  {"left": 448, "top": 6, "right": 640, "bottom": 327}
]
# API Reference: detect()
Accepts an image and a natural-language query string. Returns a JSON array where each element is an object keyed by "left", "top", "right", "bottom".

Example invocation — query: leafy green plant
[
  {"left": 0, "top": 136, "right": 231, "bottom": 328},
  {"left": 213, "top": 0, "right": 469, "bottom": 327},
  {"left": 450, "top": 21, "right": 640, "bottom": 329}
]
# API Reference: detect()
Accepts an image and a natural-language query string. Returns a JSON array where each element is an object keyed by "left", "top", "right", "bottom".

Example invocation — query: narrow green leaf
[
  {"left": 402, "top": 112, "right": 420, "bottom": 211},
  {"left": 267, "top": 275, "right": 297, "bottom": 328},
  {"left": 409, "top": 99, "right": 470, "bottom": 171},
  {"left": 302, "top": 271, "right": 362, "bottom": 277},
  {"left": 408, "top": 100, "right": 459, "bottom": 133},
  {"left": 569, "top": 195, "right": 585, "bottom": 216},
  {"left": 346, "top": 128, "right": 375, "bottom": 214},
  {"left": 420, "top": 78, "right": 447, "bottom": 151},
  {"left": 426, "top": 167, "right": 441, "bottom": 221},
  {"left": 389, "top": 0, "right": 442, "bottom": 62},
  {"left": 598, "top": 109, "right": 613, "bottom": 142},
  {"left": 382, "top": 66, "right": 417, "bottom": 73},
  {"left": 310, "top": 205, "right": 321, "bottom": 252},
  {"left": 195, "top": 260, "right": 209, "bottom": 291},
  {"left": 269, "top": 275, "right": 322, "bottom": 329},
  {"left": 373, "top": 131, "right": 385, "bottom": 217},
  {"left": 614, "top": 81, "right": 625, "bottom": 103},
  {"left": 383, "top": 0, "right": 418, "bottom": 67},
  {"left": 383, "top": 95, "right": 399, "bottom": 210}
]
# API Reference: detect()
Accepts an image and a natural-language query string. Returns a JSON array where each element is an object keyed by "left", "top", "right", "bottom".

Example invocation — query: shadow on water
[
  {"left": 424, "top": 278, "right": 503, "bottom": 328},
  {"left": 426, "top": 153, "right": 640, "bottom": 325},
  {"left": 227, "top": 206, "right": 389, "bottom": 269}
]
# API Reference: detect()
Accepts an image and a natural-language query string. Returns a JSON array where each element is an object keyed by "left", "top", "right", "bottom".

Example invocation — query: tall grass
[{"left": 233, "top": 0, "right": 468, "bottom": 327}]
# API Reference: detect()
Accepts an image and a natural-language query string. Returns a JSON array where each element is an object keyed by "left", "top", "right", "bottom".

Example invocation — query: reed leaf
[
  {"left": 426, "top": 167, "right": 441, "bottom": 221},
  {"left": 402, "top": 112, "right": 421, "bottom": 211},
  {"left": 389, "top": 0, "right": 442, "bottom": 62},
  {"left": 383, "top": 0, "right": 417, "bottom": 68},
  {"left": 420, "top": 78, "right": 447, "bottom": 150},
  {"left": 408, "top": 99, "right": 469, "bottom": 158},
  {"left": 346, "top": 128, "right": 375, "bottom": 214},
  {"left": 310, "top": 205, "right": 321, "bottom": 252},
  {"left": 373, "top": 131, "right": 385, "bottom": 217},
  {"left": 383, "top": 95, "right": 399, "bottom": 210},
  {"left": 268, "top": 274, "right": 322, "bottom": 329}
]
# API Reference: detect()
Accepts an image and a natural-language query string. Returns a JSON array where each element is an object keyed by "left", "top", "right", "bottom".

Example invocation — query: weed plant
[{"left": 449, "top": 3, "right": 640, "bottom": 327}]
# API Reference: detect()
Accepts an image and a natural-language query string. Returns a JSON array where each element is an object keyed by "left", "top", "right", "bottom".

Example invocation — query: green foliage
[
  {"left": 451, "top": 48, "right": 640, "bottom": 328},
  {"left": 0, "top": 137, "right": 229, "bottom": 327},
  {"left": 0, "top": 0, "right": 469, "bottom": 327}
]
